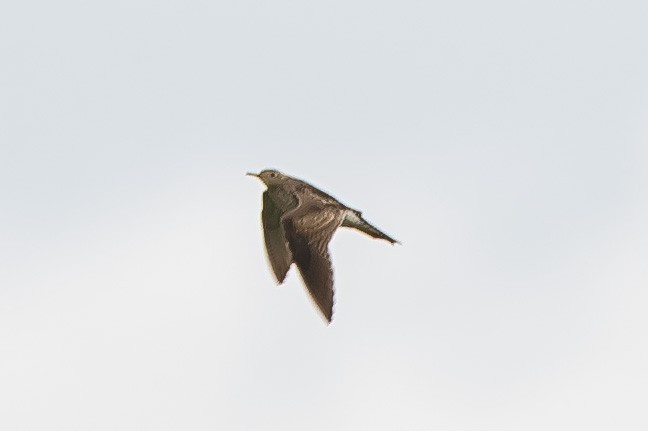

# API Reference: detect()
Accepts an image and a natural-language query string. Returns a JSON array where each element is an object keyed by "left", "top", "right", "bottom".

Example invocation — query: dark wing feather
[
  {"left": 282, "top": 200, "right": 345, "bottom": 322},
  {"left": 262, "top": 191, "right": 293, "bottom": 283}
]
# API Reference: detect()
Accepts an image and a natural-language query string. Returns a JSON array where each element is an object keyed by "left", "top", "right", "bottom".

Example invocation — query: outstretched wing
[
  {"left": 282, "top": 200, "right": 345, "bottom": 322},
  {"left": 262, "top": 191, "right": 293, "bottom": 283}
]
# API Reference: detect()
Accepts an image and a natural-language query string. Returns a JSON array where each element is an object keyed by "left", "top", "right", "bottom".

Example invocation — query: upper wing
[
  {"left": 282, "top": 200, "right": 345, "bottom": 323},
  {"left": 262, "top": 191, "right": 293, "bottom": 283}
]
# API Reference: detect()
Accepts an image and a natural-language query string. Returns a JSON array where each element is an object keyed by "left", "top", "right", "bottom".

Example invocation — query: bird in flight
[{"left": 247, "top": 169, "right": 398, "bottom": 323}]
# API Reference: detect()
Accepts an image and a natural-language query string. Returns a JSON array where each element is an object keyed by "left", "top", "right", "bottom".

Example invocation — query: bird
[{"left": 247, "top": 169, "right": 398, "bottom": 323}]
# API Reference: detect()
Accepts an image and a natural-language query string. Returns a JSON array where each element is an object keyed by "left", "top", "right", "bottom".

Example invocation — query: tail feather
[{"left": 341, "top": 210, "right": 399, "bottom": 244}]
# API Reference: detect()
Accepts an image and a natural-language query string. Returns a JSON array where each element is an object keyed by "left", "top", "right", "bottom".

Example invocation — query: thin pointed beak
[{"left": 246, "top": 172, "right": 259, "bottom": 177}]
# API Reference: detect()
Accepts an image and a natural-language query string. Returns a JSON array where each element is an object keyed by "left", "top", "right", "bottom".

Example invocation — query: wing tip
[{"left": 315, "top": 292, "right": 335, "bottom": 324}]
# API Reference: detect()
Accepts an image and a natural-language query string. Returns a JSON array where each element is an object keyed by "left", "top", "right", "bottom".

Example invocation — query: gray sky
[{"left": 1, "top": 0, "right": 647, "bottom": 430}]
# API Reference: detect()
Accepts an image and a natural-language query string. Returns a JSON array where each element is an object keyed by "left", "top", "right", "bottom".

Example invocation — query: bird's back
[{"left": 290, "top": 178, "right": 350, "bottom": 209}]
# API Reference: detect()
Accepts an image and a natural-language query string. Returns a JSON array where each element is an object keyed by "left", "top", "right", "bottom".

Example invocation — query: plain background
[{"left": 1, "top": 1, "right": 647, "bottom": 430}]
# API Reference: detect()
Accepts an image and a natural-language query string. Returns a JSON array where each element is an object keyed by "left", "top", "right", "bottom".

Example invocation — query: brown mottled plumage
[{"left": 247, "top": 169, "right": 398, "bottom": 323}]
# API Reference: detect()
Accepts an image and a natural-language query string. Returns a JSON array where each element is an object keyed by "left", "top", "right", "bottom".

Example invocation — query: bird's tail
[{"left": 341, "top": 210, "right": 399, "bottom": 244}]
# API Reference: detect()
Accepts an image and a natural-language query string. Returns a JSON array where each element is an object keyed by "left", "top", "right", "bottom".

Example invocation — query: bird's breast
[{"left": 267, "top": 187, "right": 299, "bottom": 212}]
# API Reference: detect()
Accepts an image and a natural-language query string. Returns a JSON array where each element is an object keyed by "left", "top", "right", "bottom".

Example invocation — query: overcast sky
[{"left": 1, "top": 1, "right": 647, "bottom": 430}]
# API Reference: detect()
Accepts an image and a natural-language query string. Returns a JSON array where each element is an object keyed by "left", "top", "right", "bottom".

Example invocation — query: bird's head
[{"left": 246, "top": 169, "right": 287, "bottom": 186}]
